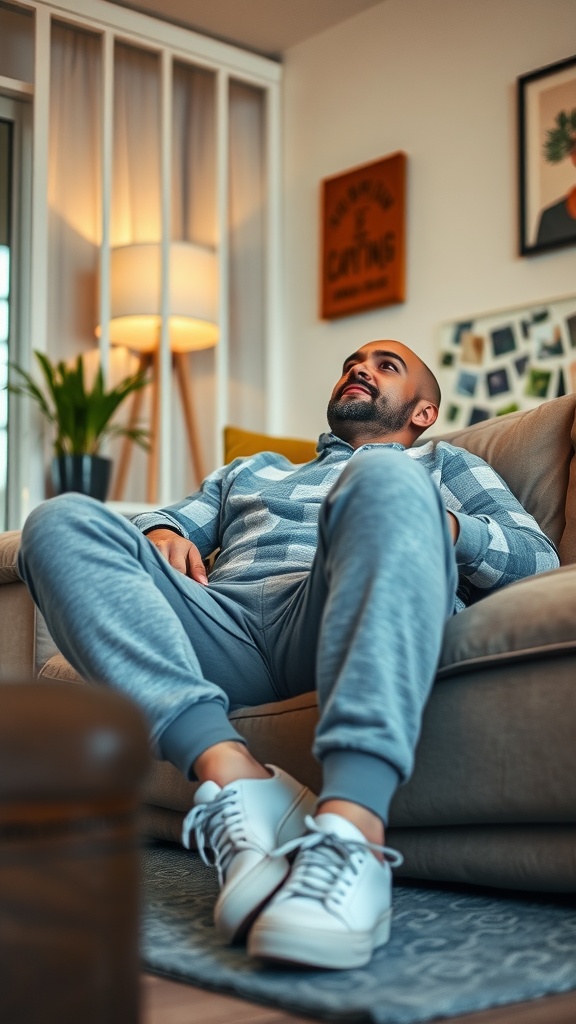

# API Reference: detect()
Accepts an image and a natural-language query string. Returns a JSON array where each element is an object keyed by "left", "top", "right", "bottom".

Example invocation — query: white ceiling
[{"left": 108, "top": 0, "right": 385, "bottom": 59}]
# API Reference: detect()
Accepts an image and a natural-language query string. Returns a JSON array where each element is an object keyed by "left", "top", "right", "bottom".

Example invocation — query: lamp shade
[{"left": 100, "top": 241, "right": 218, "bottom": 353}]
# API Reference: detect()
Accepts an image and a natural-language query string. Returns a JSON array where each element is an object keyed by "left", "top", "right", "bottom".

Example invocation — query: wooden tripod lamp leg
[
  {"left": 111, "top": 353, "right": 151, "bottom": 502},
  {"left": 173, "top": 351, "right": 206, "bottom": 485},
  {"left": 146, "top": 347, "right": 161, "bottom": 504}
]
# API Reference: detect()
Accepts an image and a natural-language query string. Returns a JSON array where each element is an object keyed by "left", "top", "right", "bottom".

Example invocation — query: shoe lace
[
  {"left": 271, "top": 815, "right": 403, "bottom": 907},
  {"left": 181, "top": 788, "right": 252, "bottom": 886}
]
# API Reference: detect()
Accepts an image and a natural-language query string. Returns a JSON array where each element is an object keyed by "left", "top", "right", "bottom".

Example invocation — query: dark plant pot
[{"left": 51, "top": 455, "right": 112, "bottom": 502}]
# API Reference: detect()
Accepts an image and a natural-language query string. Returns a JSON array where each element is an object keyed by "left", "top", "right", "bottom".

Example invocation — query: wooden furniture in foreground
[{"left": 0, "top": 681, "right": 149, "bottom": 1024}]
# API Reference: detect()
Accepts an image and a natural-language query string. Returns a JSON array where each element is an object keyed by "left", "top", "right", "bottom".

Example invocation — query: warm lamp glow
[{"left": 98, "top": 241, "right": 218, "bottom": 353}]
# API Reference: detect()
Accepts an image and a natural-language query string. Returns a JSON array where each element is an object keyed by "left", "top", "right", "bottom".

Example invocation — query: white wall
[{"left": 281, "top": 0, "right": 576, "bottom": 437}]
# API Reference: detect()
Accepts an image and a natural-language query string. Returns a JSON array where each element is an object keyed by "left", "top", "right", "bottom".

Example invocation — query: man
[{"left": 18, "top": 340, "right": 559, "bottom": 970}]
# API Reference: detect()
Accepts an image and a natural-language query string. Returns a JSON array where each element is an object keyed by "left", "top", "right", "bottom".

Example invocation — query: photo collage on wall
[{"left": 438, "top": 295, "right": 576, "bottom": 429}]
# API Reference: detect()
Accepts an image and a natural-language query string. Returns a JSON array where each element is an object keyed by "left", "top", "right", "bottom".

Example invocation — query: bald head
[{"left": 401, "top": 343, "right": 441, "bottom": 409}]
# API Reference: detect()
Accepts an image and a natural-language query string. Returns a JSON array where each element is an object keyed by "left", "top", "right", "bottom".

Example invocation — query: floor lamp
[{"left": 99, "top": 241, "right": 218, "bottom": 503}]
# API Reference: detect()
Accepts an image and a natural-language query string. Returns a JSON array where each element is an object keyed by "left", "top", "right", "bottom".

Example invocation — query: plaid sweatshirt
[{"left": 131, "top": 433, "right": 559, "bottom": 612}]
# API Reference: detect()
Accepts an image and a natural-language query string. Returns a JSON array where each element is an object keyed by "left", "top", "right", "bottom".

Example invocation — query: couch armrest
[
  {"left": 0, "top": 530, "right": 22, "bottom": 585},
  {"left": 0, "top": 531, "right": 37, "bottom": 679}
]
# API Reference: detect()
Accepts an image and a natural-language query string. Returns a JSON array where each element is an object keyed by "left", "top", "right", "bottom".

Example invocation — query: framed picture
[
  {"left": 518, "top": 54, "right": 576, "bottom": 255},
  {"left": 320, "top": 153, "right": 406, "bottom": 319}
]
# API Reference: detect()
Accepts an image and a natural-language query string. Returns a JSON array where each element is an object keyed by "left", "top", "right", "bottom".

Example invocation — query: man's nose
[{"left": 355, "top": 364, "right": 371, "bottom": 381}]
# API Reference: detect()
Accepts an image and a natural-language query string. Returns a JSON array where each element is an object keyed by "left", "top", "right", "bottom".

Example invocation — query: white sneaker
[
  {"left": 247, "top": 812, "right": 403, "bottom": 969},
  {"left": 181, "top": 766, "right": 316, "bottom": 943}
]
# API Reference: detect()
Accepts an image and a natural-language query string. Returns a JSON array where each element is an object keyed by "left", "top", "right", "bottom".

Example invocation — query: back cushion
[
  {"left": 224, "top": 425, "right": 317, "bottom": 465},
  {"left": 431, "top": 395, "right": 576, "bottom": 564}
]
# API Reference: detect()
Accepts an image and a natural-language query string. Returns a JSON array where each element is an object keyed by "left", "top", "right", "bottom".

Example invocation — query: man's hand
[
  {"left": 446, "top": 510, "right": 460, "bottom": 544},
  {"left": 146, "top": 528, "right": 208, "bottom": 584}
]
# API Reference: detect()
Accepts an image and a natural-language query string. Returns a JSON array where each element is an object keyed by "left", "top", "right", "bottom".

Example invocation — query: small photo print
[
  {"left": 460, "top": 332, "right": 485, "bottom": 365},
  {"left": 536, "top": 325, "right": 563, "bottom": 359},
  {"left": 468, "top": 407, "right": 491, "bottom": 426},
  {"left": 566, "top": 313, "right": 576, "bottom": 348},
  {"left": 446, "top": 403, "right": 461, "bottom": 423},
  {"left": 440, "top": 351, "right": 455, "bottom": 367},
  {"left": 456, "top": 370, "right": 478, "bottom": 397},
  {"left": 497, "top": 402, "right": 520, "bottom": 416},
  {"left": 486, "top": 368, "right": 511, "bottom": 397},
  {"left": 491, "top": 325, "right": 516, "bottom": 357},
  {"left": 531, "top": 308, "right": 549, "bottom": 324},
  {"left": 520, "top": 319, "right": 531, "bottom": 340},
  {"left": 514, "top": 355, "right": 529, "bottom": 377},
  {"left": 453, "top": 321, "right": 474, "bottom": 345},
  {"left": 525, "top": 367, "right": 551, "bottom": 398}
]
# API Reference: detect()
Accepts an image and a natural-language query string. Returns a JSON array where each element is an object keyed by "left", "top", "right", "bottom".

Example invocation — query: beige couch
[{"left": 2, "top": 397, "right": 576, "bottom": 892}]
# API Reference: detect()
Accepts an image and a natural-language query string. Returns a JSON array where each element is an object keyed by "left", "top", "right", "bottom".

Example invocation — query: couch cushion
[
  {"left": 40, "top": 648, "right": 576, "bottom": 831},
  {"left": 224, "top": 425, "right": 317, "bottom": 464},
  {"left": 38, "top": 654, "right": 83, "bottom": 683},
  {"left": 388, "top": 825, "right": 576, "bottom": 892},
  {"left": 432, "top": 394, "right": 576, "bottom": 564},
  {"left": 439, "top": 563, "right": 576, "bottom": 676},
  {"left": 138, "top": 657, "right": 576, "bottom": 831}
]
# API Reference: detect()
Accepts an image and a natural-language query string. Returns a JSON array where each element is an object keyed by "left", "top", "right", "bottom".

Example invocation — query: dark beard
[{"left": 327, "top": 392, "right": 420, "bottom": 438}]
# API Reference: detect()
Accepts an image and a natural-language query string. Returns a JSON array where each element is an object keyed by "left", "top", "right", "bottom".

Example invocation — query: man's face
[{"left": 327, "top": 341, "right": 422, "bottom": 439}]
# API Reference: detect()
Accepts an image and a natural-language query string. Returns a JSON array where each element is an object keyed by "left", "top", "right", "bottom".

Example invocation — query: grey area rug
[{"left": 141, "top": 842, "right": 576, "bottom": 1023}]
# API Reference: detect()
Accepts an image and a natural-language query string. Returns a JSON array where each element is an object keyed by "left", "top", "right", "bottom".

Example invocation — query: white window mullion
[
  {"left": 264, "top": 79, "right": 283, "bottom": 435},
  {"left": 215, "top": 68, "right": 229, "bottom": 466},
  {"left": 158, "top": 47, "right": 173, "bottom": 504},
  {"left": 98, "top": 27, "right": 114, "bottom": 383},
  {"left": 25, "top": 3, "right": 51, "bottom": 517},
  {"left": 30, "top": 4, "right": 50, "bottom": 360}
]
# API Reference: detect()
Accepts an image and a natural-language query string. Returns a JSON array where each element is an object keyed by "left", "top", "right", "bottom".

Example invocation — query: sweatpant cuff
[
  {"left": 159, "top": 703, "right": 246, "bottom": 780},
  {"left": 318, "top": 750, "right": 401, "bottom": 826}
]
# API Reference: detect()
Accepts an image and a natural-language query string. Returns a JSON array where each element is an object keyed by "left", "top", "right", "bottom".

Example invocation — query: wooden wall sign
[{"left": 320, "top": 152, "right": 406, "bottom": 319}]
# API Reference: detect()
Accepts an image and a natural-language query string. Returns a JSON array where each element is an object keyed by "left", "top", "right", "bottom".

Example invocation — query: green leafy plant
[
  {"left": 543, "top": 109, "right": 576, "bottom": 163},
  {"left": 8, "top": 351, "right": 150, "bottom": 456}
]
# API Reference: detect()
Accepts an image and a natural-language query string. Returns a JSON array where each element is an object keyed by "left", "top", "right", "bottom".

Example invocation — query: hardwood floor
[{"left": 142, "top": 974, "right": 576, "bottom": 1024}]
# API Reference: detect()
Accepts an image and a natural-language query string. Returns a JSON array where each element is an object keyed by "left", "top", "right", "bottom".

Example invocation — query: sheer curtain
[
  {"left": 112, "top": 43, "right": 161, "bottom": 247},
  {"left": 172, "top": 63, "right": 216, "bottom": 247},
  {"left": 108, "top": 43, "right": 162, "bottom": 500},
  {"left": 228, "top": 80, "right": 266, "bottom": 432},
  {"left": 47, "top": 22, "right": 101, "bottom": 364},
  {"left": 171, "top": 63, "right": 217, "bottom": 484}
]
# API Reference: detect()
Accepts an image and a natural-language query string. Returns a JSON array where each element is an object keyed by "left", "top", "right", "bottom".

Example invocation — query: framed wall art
[
  {"left": 518, "top": 54, "right": 576, "bottom": 255},
  {"left": 320, "top": 152, "right": 406, "bottom": 319},
  {"left": 438, "top": 294, "right": 576, "bottom": 431}
]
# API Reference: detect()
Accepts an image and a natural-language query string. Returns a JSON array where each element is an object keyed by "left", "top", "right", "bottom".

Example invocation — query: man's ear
[{"left": 411, "top": 400, "right": 438, "bottom": 431}]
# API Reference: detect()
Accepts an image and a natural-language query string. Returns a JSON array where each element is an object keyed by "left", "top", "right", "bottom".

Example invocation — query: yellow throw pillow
[{"left": 224, "top": 425, "right": 317, "bottom": 464}]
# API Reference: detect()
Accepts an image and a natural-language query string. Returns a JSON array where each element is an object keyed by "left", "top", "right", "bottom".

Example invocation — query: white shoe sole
[
  {"left": 247, "top": 908, "right": 393, "bottom": 969},
  {"left": 215, "top": 855, "right": 291, "bottom": 943}
]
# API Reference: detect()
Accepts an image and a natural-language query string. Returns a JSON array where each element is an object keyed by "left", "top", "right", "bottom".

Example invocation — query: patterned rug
[{"left": 141, "top": 842, "right": 576, "bottom": 1023}]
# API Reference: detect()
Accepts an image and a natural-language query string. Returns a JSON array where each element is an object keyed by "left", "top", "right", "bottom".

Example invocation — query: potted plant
[{"left": 8, "top": 350, "right": 150, "bottom": 500}]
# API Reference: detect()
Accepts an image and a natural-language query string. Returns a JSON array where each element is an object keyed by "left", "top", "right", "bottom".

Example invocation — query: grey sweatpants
[{"left": 18, "top": 449, "right": 458, "bottom": 822}]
